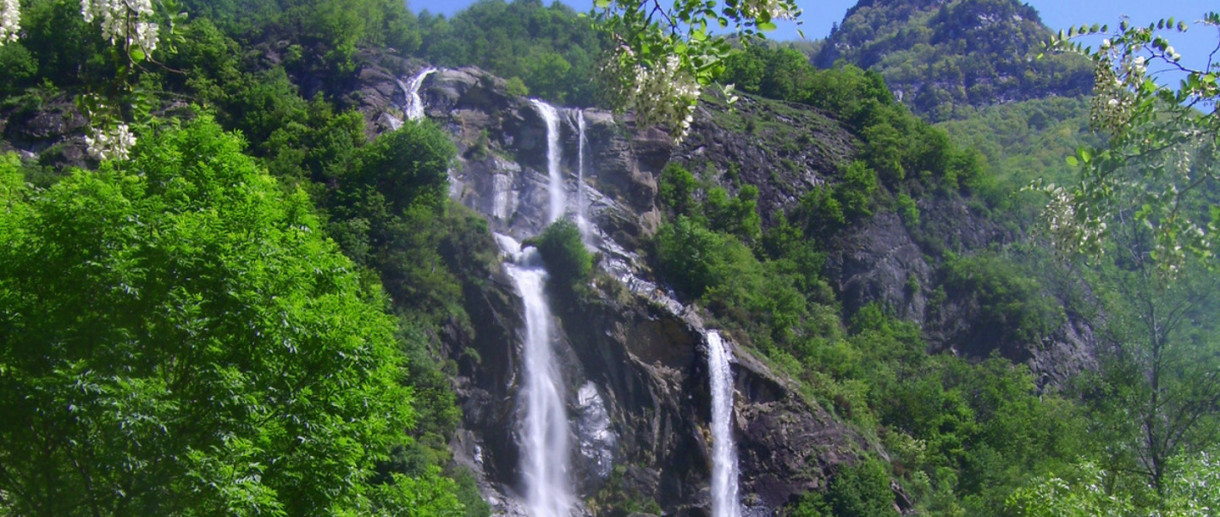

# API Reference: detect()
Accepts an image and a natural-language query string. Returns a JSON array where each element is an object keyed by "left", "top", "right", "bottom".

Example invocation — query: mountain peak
[{"left": 816, "top": 0, "right": 1089, "bottom": 120}]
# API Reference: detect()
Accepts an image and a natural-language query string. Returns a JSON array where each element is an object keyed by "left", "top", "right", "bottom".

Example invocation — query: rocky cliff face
[
  {"left": 342, "top": 50, "right": 1095, "bottom": 512},
  {"left": 343, "top": 60, "right": 874, "bottom": 514}
]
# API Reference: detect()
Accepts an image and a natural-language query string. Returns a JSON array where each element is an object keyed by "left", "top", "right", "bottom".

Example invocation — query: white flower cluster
[
  {"left": 620, "top": 54, "right": 701, "bottom": 141},
  {"left": 1043, "top": 184, "right": 1106, "bottom": 257},
  {"left": 85, "top": 123, "right": 136, "bottom": 161},
  {"left": 81, "top": 0, "right": 159, "bottom": 51},
  {"left": 1089, "top": 54, "right": 1140, "bottom": 136},
  {"left": 739, "top": 0, "right": 799, "bottom": 21},
  {"left": 0, "top": 0, "right": 20, "bottom": 45}
]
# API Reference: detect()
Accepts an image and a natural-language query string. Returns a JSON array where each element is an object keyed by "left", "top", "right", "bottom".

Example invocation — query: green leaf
[{"left": 757, "top": 21, "right": 777, "bottom": 32}]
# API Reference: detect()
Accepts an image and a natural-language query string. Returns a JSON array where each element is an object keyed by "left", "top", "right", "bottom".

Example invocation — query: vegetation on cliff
[{"left": 0, "top": 0, "right": 1217, "bottom": 515}]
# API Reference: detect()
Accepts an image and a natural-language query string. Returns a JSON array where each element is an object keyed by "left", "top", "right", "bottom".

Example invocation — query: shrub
[
  {"left": 941, "top": 253, "right": 1064, "bottom": 349},
  {"left": 654, "top": 216, "right": 725, "bottom": 298},
  {"left": 658, "top": 163, "right": 700, "bottom": 217},
  {"left": 533, "top": 219, "right": 593, "bottom": 290},
  {"left": 826, "top": 458, "right": 900, "bottom": 517},
  {"left": 837, "top": 160, "right": 879, "bottom": 219}
]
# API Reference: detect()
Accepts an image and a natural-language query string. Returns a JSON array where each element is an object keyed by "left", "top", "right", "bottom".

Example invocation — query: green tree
[
  {"left": 1046, "top": 12, "right": 1220, "bottom": 495},
  {"left": 1045, "top": 13, "right": 1220, "bottom": 268},
  {"left": 1005, "top": 461, "right": 1135, "bottom": 517},
  {"left": 1007, "top": 448, "right": 1220, "bottom": 516},
  {"left": 0, "top": 118, "right": 455, "bottom": 515},
  {"left": 792, "top": 458, "right": 899, "bottom": 517}
]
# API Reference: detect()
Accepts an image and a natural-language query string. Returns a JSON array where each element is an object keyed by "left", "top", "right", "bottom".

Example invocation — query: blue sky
[{"left": 411, "top": 0, "right": 1218, "bottom": 75}]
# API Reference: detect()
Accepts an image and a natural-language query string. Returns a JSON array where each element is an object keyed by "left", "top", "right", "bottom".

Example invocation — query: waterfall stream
[
  {"left": 403, "top": 67, "right": 436, "bottom": 121},
  {"left": 708, "top": 330, "right": 742, "bottom": 517},
  {"left": 576, "top": 110, "right": 589, "bottom": 241},
  {"left": 530, "top": 99, "right": 565, "bottom": 224},
  {"left": 496, "top": 234, "right": 574, "bottom": 517}
]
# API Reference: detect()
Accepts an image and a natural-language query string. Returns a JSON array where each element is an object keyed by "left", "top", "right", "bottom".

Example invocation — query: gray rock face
[
  {"left": 1, "top": 93, "right": 91, "bottom": 170},
  {"left": 340, "top": 51, "right": 1095, "bottom": 513},
  {"left": 825, "top": 212, "right": 934, "bottom": 323},
  {"left": 671, "top": 95, "right": 855, "bottom": 227},
  {"left": 344, "top": 61, "right": 869, "bottom": 514},
  {"left": 821, "top": 193, "right": 1096, "bottom": 387},
  {"left": 552, "top": 285, "right": 864, "bottom": 513}
]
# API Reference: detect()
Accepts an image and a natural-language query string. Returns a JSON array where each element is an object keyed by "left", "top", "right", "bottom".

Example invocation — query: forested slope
[
  {"left": 0, "top": 0, "right": 1217, "bottom": 515},
  {"left": 814, "top": 0, "right": 1092, "bottom": 120}
]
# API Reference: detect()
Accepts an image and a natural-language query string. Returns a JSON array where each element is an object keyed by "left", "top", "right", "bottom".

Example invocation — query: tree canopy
[{"left": 0, "top": 117, "right": 455, "bottom": 515}]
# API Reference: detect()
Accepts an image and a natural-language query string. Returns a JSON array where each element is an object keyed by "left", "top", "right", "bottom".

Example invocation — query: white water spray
[
  {"left": 576, "top": 110, "right": 590, "bottom": 240},
  {"left": 707, "top": 330, "right": 741, "bottom": 517},
  {"left": 403, "top": 67, "right": 436, "bottom": 121},
  {"left": 496, "top": 234, "right": 574, "bottom": 517},
  {"left": 531, "top": 99, "right": 565, "bottom": 224}
]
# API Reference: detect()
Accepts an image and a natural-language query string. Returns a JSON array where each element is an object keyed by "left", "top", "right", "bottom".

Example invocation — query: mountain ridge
[{"left": 814, "top": 0, "right": 1093, "bottom": 120}]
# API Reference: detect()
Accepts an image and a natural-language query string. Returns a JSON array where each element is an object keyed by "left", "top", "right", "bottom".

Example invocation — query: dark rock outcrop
[{"left": 0, "top": 93, "right": 90, "bottom": 170}]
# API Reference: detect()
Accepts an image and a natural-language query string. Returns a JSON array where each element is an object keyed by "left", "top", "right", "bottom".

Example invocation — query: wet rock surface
[{"left": 318, "top": 50, "right": 1098, "bottom": 512}]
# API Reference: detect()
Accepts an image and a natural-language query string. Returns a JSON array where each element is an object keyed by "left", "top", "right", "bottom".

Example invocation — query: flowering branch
[
  {"left": 1038, "top": 12, "right": 1220, "bottom": 275},
  {"left": 0, "top": 0, "right": 172, "bottom": 162},
  {"left": 593, "top": 0, "right": 801, "bottom": 141}
]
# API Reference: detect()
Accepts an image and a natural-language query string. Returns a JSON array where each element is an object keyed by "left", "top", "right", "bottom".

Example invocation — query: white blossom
[
  {"left": 721, "top": 83, "right": 739, "bottom": 105},
  {"left": 85, "top": 123, "right": 136, "bottom": 161},
  {"left": 1043, "top": 184, "right": 1106, "bottom": 257},
  {"left": 606, "top": 50, "right": 702, "bottom": 141},
  {"left": 0, "top": 0, "right": 20, "bottom": 45},
  {"left": 629, "top": 55, "right": 700, "bottom": 140},
  {"left": 740, "top": 0, "right": 798, "bottom": 21},
  {"left": 81, "top": 0, "right": 159, "bottom": 51}
]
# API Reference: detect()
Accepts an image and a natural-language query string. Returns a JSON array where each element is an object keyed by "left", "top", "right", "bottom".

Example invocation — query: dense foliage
[
  {"left": 0, "top": 118, "right": 458, "bottom": 515},
  {"left": 418, "top": 0, "right": 603, "bottom": 106},
  {"left": 937, "top": 96, "right": 1099, "bottom": 193},
  {"left": 0, "top": 0, "right": 492, "bottom": 513}
]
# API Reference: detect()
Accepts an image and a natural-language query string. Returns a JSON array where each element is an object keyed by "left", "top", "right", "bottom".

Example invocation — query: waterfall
[
  {"left": 576, "top": 110, "right": 590, "bottom": 241},
  {"left": 496, "top": 234, "right": 574, "bottom": 517},
  {"left": 531, "top": 99, "right": 565, "bottom": 224},
  {"left": 403, "top": 67, "right": 436, "bottom": 121},
  {"left": 707, "top": 330, "right": 742, "bottom": 517}
]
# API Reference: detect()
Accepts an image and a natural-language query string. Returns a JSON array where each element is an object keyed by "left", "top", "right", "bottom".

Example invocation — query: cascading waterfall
[
  {"left": 707, "top": 330, "right": 742, "bottom": 517},
  {"left": 403, "top": 67, "right": 436, "bottom": 121},
  {"left": 531, "top": 99, "right": 565, "bottom": 224},
  {"left": 576, "top": 110, "right": 590, "bottom": 241},
  {"left": 495, "top": 233, "right": 574, "bottom": 517}
]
